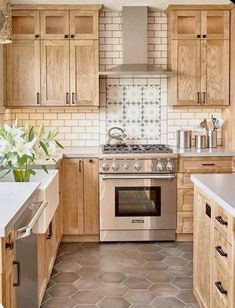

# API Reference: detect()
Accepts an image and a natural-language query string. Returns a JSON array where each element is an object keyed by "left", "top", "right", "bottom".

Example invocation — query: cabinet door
[
  {"left": 6, "top": 40, "right": 40, "bottom": 107},
  {"left": 12, "top": 11, "right": 40, "bottom": 40},
  {"left": 193, "top": 191, "right": 212, "bottom": 308},
  {"left": 84, "top": 159, "right": 99, "bottom": 235},
  {"left": 171, "top": 11, "right": 201, "bottom": 39},
  {"left": 40, "top": 10, "right": 69, "bottom": 39},
  {"left": 70, "top": 10, "right": 98, "bottom": 39},
  {"left": 171, "top": 40, "right": 201, "bottom": 106},
  {"left": 70, "top": 40, "right": 99, "bottom": 106},
  {"left": 2, "top": 261, "right": 16, "bottom": 308},
  {"left": 201, "top": 11, "right": 230, "bottom": 40},
  {"left": 41, "top": 40, "right": 70, "bottom": 106},
  {"left": 61, "top": 159, "right": 84, "bottom": 235},
  {"left": 201, "top": 40, "right": 229, "bottom": 106}
]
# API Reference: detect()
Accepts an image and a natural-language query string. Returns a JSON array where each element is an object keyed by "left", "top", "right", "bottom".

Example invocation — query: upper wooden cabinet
[
  {"left": 40, "top": 11, "right": 69, "bottom": 39},
  {"left": 167, "top": 5, "right": 230, "bottom": 107},
  {"left": 70, "top": 11, "right": 99, "bottom": 39},
  {"left": 169, "top": 9, "right": 230, "bottom": 40},
  {"left": 12, "top": 10, "right": 40, "bottom": 39}
]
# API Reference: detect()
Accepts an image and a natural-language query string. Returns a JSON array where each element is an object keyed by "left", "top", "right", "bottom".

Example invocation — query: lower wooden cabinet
[{"left": 61, "top": 158, "right": 99, "bottom": 239}]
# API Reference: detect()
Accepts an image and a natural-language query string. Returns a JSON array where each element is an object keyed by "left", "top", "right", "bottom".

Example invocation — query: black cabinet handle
[
  {"left": 13, "top": 261, "right": 20, "bottom": 287},
  {"left": 215, "top": 246, "right": 228, "bottom": 258},
  {"left": 64, "top": 34, "right": 69, "bottom": 38},
  {"left": 79, "top": 160, "right": 83, "bottom": 173},
  {"left": 215, "top": 282, "right": 227, "bottom": 295},
  {"left": 66, "top": 92, "right": 70, "bottom": 105},
  {"left": 202, "top": 92, "right": 206, "bottom": 104},
  {"left": 206, "top": 203, "right": 211, "bottom": 218},
  {"left": 5, "top": 241, "right": 14, "bottom": 250},
  {"left": 37, "top": 92, "right": 40, "bottom": 105},
  {"left": 202, "top": 163, "right": 215, "bottom": 166},
  {"left": 197, "top": 92, "right": 201, "bottom": 104},
  {"left": 72, "top": 92, "right": 75, "bottom": 105},
  {"left": 71, "top": 34, "right": 75, "bottom": 38},
  {"left": 35, "top": 34, "right": 40, "bottom": 38},
  {"left": 202, "top": 34, "right": 207, "bottom": 38},
  {"left": 215, "top": 216, "right": 228, "bottom": 226},
  {"left": 46, "top": 221, "right": 53, "bottom": 240},
  {"left": 197, "top": 34, "right": 201, "bottom": 38}
]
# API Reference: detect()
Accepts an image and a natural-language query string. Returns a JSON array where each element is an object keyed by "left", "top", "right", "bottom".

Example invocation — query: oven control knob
[
  {"left": 134, "top": 161, "right": 142, "bottom": 171},
  {"left": 111, "top": 161, "right": 119, "bottom": 171},
  {"left": 166, "top": 160, "right": 174, "bottom": 172},
  {"left": 157, "top": 159, "right": 164, "bottom": 172},
  {"left": 102, "top": 161, "right": 110, "bottom": 171}
]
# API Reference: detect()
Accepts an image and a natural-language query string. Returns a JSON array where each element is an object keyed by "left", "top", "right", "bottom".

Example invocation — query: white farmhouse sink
[{"left": 0, "top": 169, "right": 59, "bottom": 233}]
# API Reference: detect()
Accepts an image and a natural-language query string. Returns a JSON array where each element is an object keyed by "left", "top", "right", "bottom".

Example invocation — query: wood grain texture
[
  {"left": 171, "top": 11, "right": 201, "bottom": 39},
  {"left": 12, "top": 10, "right": 40, "bottom": 39},
  {"left": 165, "top": 5, "right": 232, "bottom": 14},
  {"left": 5, "top": 40, "right": 40, "bottom": 107},
  {"left": 70, "top": 40, "right": 99, "bottom": 107},
  {"left": 214, "top": 202, "right": 234, "bottom": 245},
  {"left": 12, "top": 4, "right": 103, "bottom": 11},
  {"left": 177, "top": 189, "right": 194, "bottom": 212},
  {"left": 41, "top": 40, "right": 70, "bottom": 106},
  {"left": 213, "top": 228, "right": 232, "bottom": 273},
  {"left": 177, "top": 173, "right": 194, "bottom": 189},
  {"left": 176, "top": 212, "right": 193, "bottom": 234},
  {"left": 62, "top": 235, "right": 99, "bottom": 242},
  {"left": 70, "top": 10, "right": 99, "bottom": 40},
  {"left": 40, "top": 10, "right": 69, "bottom": 39},
  {"left": 201, "top": 10, "right": 230, "bottom": 39}
]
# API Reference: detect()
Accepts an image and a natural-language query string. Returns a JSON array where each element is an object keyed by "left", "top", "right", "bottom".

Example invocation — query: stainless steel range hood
[{"left": 99, "top": 6, "right": 173, "bottom": 77}]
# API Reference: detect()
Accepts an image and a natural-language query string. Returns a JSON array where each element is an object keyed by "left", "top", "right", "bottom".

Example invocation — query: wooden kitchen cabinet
[
  {"left": 70, "top": 10, "right": 99, "bottom": 39},
  {"left": 61, "top": 158, "right": 99, "bottom": 241},
  {"left": 5, "top": 40, "right": 40, "bottom": 107},
  {"left": 167, "top": 5, "right": 230, "bottom": 107},
  {"left": 41, "top": 40, "right": 70, "bottom": 106},
  {"left": 12, "top": 10, "right": 40, "bottom": 40},
  {"left": 177, "top": 156, "right": 233, "bottom": 240},
  {"left": 70, "top": 40, "right": 99, "bottom": 107},
  {"left": 40, "top": 10, "right": 70, "bottom": 39}
]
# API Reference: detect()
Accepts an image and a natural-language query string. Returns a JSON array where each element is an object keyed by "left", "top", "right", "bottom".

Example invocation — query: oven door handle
[{"left": 101, "top": 174, "right": 176, "bottom": 180}]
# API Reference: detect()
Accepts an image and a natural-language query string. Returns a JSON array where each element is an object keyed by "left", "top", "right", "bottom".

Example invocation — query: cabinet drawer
[
  {"left": 212, "top": 256, "right": 232, "bottom": 308},
  {"left": 179, "top": 157, "right": 233, "bottom": 173},
  {"left": 213, "top": 228, "right": 232, "bottom": 272},
  {"left": 178, "top": 173, "right": 194, "bottom": 189},
  {"left": 177, "top": 189, "right": 194, "bottom": 211},
  {"left": 214, "top": 203, "right": 233, "bottom": 245},
  {"left": 177, "top": 212, "right": 193, "bottom": 234}
]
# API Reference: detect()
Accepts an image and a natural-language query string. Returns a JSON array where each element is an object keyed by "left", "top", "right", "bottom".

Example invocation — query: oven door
[{"left": 99, "top": 174, "right": 176, "bottom": 231}]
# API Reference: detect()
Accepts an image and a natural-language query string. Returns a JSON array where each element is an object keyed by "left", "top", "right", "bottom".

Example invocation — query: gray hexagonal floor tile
[
  {"left": 163, "top": 256, "right": 188, "bottom": 266},
  {"left": 144, "top": 261, "right": 168, "bottom": 271},
  {"left": 149, "top": 283, "right": 179, "bottom": 296},
  {"left": 76, "top": 267, "right": 103, "bottom": 278},
  {"left": 74, "top": 277, "right": 103, "bottom": 290},
  {"left": 41, "top": 297, "right": 75, "bottom": 308},
  {"left": 123, "top": 277, "right": 151, "bottom": 289},
  {"left": 138, "top": 244, "right": 161, "bottom": 253},
  {"left": 77, "top": 256, "right": 103, "bottom": 267},
  {"left": 72, "top": 290, "right": 103, "bottom": 304},
  {"left": 74, "top": 305, "right": 97, "bottom": 308},
  {"left": 123, "top": 266, "right": 149, "bottom": 277},
  {"left": 167, "top": 266, "right": 192, "bottom": 278},
  {"left": 100, "top": 262, "right": 126, "bottom": 273},
  {"left": 99, "top": 283, "right": 128, "bottom": 297},
  {"left": 178, "top": 242, "right": 193, "bottom": 251},
  {"left": 182, "top": 252, "right": 193, "bottom": 261},
  {"left": 52, "top": 272, "right": 78, "bottom": 283},
  {"left": 121, "top": 256, "right": 145, "bottom": 267},
  {"left": 172, "top": 278, "right": 193, "bottom": 289},
  {"left": 177, "top": 290, "right": 197, "bottom": 304},
  {"left": 48, "top": 284, "right": 77, "bottom": 297},
  {"left": 129, "top": 305, "right": 153, "bottom": 308},
  {"left": 55, "top": 262, "right": 81, "bottom": 273},
  {"left": 185, "top": 304, "right": 200, "bottom": 308},
  {"left": 58, "top": 253, "right": 81, "bottom": 262},
  {"left": 160, "top": 248, "right": 183, "bottom": 257},
  {"left": 98, "top": 297, "right": 130, "bottom": 308},
  {"left": 141, "top": 252, "right": 165, "bottom": 262},
  {"left": 157, "top": 242, "right": 178, "bottom": 248},
  {"left": 124, "top": 290, "right": 156, "bottom": 304},
  {"left": 98, "top": 272, "right": 126, "bottom": 283},
  {"left": 153, "top": 296, "right": 185, "bottom": 308},
  {"left": 146, "top": 271, "right": 174, "bottom": 283}
]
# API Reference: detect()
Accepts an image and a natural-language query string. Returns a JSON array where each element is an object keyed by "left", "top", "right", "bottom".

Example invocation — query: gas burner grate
[{"left": 102, "top": 144, "right": 173, "bottom": 154}]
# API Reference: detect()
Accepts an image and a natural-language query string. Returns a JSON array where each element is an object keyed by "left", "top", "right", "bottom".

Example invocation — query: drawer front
[
  {"left": 177, "top": 212, "right": 193, "bottom": 234},
  {"left": 179, "top": 157, "right": 233, "bottom": 173},
  {"left": 177, "top": 189, "right": 194, "bottom": 211},
  {"left": 178, "top": 173, "right": 194, "bottom": 189},
  {"left": 214, "top": 203, "right": 233, "bottom": 245},
  {"left": 213, "top": 228, "right": 232, "bottom": 272},
  {"left": 212, "top": 256, "right": 232, "bottom": 308}
]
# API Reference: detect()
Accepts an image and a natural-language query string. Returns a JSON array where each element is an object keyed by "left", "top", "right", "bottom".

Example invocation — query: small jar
[{"left": 195, "top": 134, "right": 207, "bottom": 149}]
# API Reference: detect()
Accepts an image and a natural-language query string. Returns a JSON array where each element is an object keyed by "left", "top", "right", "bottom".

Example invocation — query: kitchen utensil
[
  {"left": 207, "top": 120, "right": 214, "bottom": 131},
  {"left": 176, "top": 130, "right": 192, "bottom": 149},
  {"left": 215, "top": 118, "right": 224, "bottom": 130},
  {"left": 195, "top": 134, "right": 207, "bottom": 149},
  {"left": 199, "top": 119, "right": 208, "bottom": 131},
  {"left": 106, "top": 127, "right": 127, "bottom": 145},
  {"left": 207, "top": 130, "right": 217, "bottom": 148}
]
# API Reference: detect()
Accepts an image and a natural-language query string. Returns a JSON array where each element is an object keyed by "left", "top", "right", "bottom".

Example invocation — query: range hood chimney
[{"left": 100, "top": 6, "right": 173, "bottom": 77}]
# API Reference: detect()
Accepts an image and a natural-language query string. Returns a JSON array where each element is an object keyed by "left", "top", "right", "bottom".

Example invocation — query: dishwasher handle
[
  {"left": 16, "top": 200, "right": 47, "bottom": 239},
  {"left": 101, "top": 174, "right": 176, "bottom": 180}
]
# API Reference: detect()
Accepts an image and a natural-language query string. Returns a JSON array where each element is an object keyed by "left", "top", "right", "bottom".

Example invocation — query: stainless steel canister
[
  {"left": 195, "top": 134, "right": 207, "bottom": 149},
  {"left": 176, "top": 130, "right": 192, "bottom": 149},
  {"left": 207, "top": 130, "right": 217, "bottom": 148}
]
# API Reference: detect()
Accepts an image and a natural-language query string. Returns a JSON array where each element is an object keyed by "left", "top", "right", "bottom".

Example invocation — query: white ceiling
[{"left": 11, "top": 0, "right": 231, "bottom": 10}]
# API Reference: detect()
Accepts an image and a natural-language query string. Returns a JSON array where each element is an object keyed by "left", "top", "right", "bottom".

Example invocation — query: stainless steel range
[{"left": 99, "top": 144, "right": 177, "bottom": 242}]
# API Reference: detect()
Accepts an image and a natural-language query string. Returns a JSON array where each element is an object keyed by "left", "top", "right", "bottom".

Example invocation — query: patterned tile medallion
[
  {"left": 41, "top": 242, "right": 199, "bottom": 308},
  {"left": 106, "top": 85, "right": 161, "bottom": 140}
]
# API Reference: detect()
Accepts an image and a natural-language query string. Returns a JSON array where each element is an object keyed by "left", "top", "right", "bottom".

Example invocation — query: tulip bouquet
[{"left": 0, "top": 120, "right": 63, "bottom": 182}]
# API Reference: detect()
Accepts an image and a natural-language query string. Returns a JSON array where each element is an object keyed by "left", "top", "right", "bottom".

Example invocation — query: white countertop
[
  {"left": 0, "top": 182, "right": 40, "bottom": 237},
  {"left": 191, "top": 174, "right": 235, "bottom": 217},
  {"left": 175, "top": 147, "right": 235, "bottom": 157},
  {"left": 63, "top": 146, "right": 100, "bottom": 158}
]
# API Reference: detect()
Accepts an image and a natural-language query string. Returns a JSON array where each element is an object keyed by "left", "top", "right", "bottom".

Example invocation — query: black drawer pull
[
  {"left": 215, "top": 216, "right": 228, "bottom": 226},
  {"left": 202, "top": 34, "right": 207, "bottom": 38},
  {"left": 64, "top": 34, "right": 69, "bottom": 38},
  {"left": 46, "top": 221, "right": 53, "bottom": 240},
  {"left": 202, "top": 92, "right": 206, "bottom": 104},
  {"left": 35, "top": 34, "right": 40, "bottom": 38},
  {"left": 197, "top": 92, "right": 201, "bottom": 104},
  {"left": 5, "top": 241, "right": 14, "bottom": 250},
  {"left": 215, "top": 281, "right": 227, "bottom": 295},
  {"left": 37, "top": 92, "right": 40, "bottom": 105},
  {"left": 132, "top": 219, "right": 144, "bottom": 223},
  {"left": 66, "top": 92, "right": 70, "bottom": 105},
  {"left": 202, "top": 163, "right": 215, "bottom": 166},
  {"left": 71, "top": 34, "right": 75, "bottom": 38},
  {"left": 197, "top": 34, "right": 201, "bottom": 38},
  {"left": 13, "top": 261, "right": 20, "bottom": 287},
  {"left": 215, "top": 246, "right": 228, "bottom": 258}
]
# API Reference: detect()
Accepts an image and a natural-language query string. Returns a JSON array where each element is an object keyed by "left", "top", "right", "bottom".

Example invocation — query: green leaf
[
  {"left": 28, "top": 127, "right": 35, "bottom": 142},
  {"left": 41, "top": 165, "right": 48, "bottom": 174},
  {"left": 55, "top": 140, "right": 64, "bottom": 149},
  {"left": 29, "top": 169, "right": 36, "bottom": 175},
  {"left": 39, "top": 141, "right": 49, "bottom": 156}
]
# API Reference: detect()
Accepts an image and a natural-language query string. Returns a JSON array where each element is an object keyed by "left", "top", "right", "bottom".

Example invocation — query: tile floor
[{"left": 41, "top": 242, "right": 199, "bottom": 308}]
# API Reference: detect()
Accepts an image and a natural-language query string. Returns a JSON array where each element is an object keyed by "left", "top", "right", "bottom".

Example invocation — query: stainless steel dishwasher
[{"left": 14, "top": 195, "right": 47, "bottom": 308}]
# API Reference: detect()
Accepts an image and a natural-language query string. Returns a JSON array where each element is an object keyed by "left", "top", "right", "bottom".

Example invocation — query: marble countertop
[
  {"left": 175, "top": 147, "right": 235, "bottom": 157},
  {"left": 191, "top": 174, "right": 235, "bottom": 217},
  {"left": 0, "top": 182, "right": 40, "bottom": 237}
]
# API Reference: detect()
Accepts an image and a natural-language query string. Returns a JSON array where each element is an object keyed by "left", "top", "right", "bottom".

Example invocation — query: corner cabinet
[
  {"left": 166, "top": 6, "right": 230, "bottom": 107},
  {"left": 61, "top": 158, "right": 99, "bottom": 241},
  {"left": 5, "top": 5, "right": 101, "bottom": 108}
]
